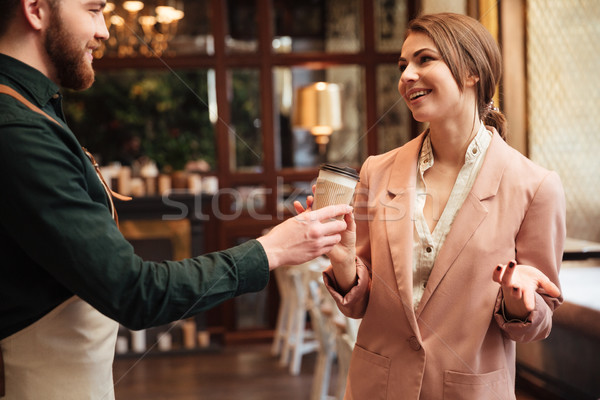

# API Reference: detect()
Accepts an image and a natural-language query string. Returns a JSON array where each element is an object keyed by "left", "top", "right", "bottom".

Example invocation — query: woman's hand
[{"left": 493, "top": 260, "right": 561, "bottom": 320}]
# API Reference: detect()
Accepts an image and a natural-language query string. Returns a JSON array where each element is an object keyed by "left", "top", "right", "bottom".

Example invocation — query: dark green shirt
[{"left": 0, "top": 54, "right": 269, "bottom": 340}]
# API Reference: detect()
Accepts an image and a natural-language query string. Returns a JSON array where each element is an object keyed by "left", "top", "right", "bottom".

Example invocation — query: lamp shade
[{"left": 292, "top": 82, "right": 342, "bottom": 144}]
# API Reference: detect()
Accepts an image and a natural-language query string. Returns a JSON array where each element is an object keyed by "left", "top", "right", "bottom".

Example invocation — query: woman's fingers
[
  {"left": 501, "top": 260, "right": 517, "bottom": 287},
  {"left": 537, "top": 275, "right": 561, "bottom": 298},
  {"left": 306, "top": 195, "right": 314, "bottom": 209},
  {"left": 493, "top": 260, "right": 561, "bottom": 316},
  {"left": 293, "top": 200, "right": 306, "bottom": 214},
  {"left": 492, "top": 264, "right": 504, "bottom": 283},
  {"left": 510, "top": 285, "right": 522, "bottom": 300},
  {"left": 523, "top": 290, "right": 536, "bottom": 312}
]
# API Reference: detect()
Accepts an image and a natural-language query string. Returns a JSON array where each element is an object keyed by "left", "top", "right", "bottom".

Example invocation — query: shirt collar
[
  {"left": 418, "top": 130, "right": 434, "bottom": 175},
  {"left": 0, "top": 53, "right": 60, "bottom": 108},
  {"left": 418, "top": 123, "right": 492, "bottom": 175},
  {"left": 464, "top": 123, "right": 492, "bottom": 164}
]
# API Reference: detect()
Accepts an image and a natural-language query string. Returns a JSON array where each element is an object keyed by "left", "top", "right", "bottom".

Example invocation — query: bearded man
[{"left": 0, "top": 1, "right": 352, "bottom": 398}]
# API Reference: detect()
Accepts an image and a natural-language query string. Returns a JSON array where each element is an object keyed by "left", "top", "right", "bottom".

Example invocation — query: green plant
[{"left": 63, "top": 69, "right": 215, "bottom": 172}]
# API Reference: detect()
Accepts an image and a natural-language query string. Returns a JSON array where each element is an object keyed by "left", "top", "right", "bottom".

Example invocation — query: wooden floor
[
  {"left": 113, "top": 343, "right": 320, "bottom": 400},
  {"left": 112, "top": 343, "right": 544, "bottom": 400}
]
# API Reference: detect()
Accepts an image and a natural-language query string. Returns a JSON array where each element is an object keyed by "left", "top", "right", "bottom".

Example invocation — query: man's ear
[{"left": 22, "top": 0, "right": 50, "bottom": 31}]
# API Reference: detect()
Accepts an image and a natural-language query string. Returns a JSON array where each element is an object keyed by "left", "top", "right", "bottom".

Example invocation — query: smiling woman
[
  {"left": 321, "top": 12, "right": 565, "bottom": 400},
  {"left": 398, "top": 15, "right": 505, "bottom": 139}
]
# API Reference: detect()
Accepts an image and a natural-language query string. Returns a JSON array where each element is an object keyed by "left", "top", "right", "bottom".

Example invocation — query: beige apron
[
  {"left": 0, "top": 296, "right": 119, "bottom": 399},
  {"left": 0, "top": 84, "right": 133, "bottom": 399}
]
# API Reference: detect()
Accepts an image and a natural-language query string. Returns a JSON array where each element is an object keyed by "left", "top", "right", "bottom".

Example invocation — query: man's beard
[{"left": 44, "top": 6, "right": 96, "bottom": 90}]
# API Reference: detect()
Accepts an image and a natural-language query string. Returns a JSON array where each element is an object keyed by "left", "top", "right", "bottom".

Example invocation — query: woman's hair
[{"left": 406, "top": 13, "right": 507, "bottom": 139}]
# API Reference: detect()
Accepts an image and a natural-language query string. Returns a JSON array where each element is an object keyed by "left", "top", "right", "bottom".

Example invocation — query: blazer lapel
[
  {"left": 384, "top": 133, "right": 425, "bottom": 335},
  {"left": 415, "top": 132, "right": 508, "bottom": 317}
]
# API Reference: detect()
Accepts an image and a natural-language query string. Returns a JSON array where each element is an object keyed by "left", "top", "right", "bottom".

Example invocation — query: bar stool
[
  {"left": 273, "top": 258, "right": 329, "bottom": 375},
  {"left": 305, "top": 267, "right": 337, "bottom": 400},
  {"left": 271, "top": 264, "right": 292, "bottom": 357},
  {"left": 282, "top": 264, "right": 319, "bottom": 375},
  {"left": 317, "top": 273, "right": 361, "bottom": 400}
]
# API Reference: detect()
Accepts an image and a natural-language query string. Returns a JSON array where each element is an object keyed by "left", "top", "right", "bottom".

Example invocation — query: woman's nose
[{"left": 400, "top": 64, "right": 418, "bottom": 84}]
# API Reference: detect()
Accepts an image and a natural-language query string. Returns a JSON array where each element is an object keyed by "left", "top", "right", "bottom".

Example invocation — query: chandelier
[{"left": 97, "top": 1, "right": 185, "bottom": 58}]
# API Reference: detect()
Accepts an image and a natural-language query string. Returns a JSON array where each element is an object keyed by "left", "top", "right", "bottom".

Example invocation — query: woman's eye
[
  {"left": 398, "top": 64, "right": 407, "bottom": 72},
  {"left": 420, "top": 56, "right": 433, "bottom": 63}
]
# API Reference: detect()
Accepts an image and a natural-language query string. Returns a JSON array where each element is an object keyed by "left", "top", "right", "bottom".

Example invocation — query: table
[
  {"left": 115, "top": 192, "right": 213, "bottom": 257},
  {"left": 562, "top": 237, "right": 600, "bottom": 261},
  {"left": 114, "top": 193, "right": 215, "bottom": 354}
]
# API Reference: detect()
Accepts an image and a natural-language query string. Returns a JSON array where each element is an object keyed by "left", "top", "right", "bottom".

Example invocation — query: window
[{"left": 63, "top": 0, "right": 417, "bottom": 337}]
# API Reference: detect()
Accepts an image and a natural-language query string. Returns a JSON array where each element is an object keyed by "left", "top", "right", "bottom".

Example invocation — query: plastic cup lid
[{"left": 319, "top": 163, "right": 360, "bottom": 181}]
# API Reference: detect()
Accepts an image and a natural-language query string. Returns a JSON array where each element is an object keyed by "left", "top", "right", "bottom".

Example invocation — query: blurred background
[{"left": 63, "top": 0, "right": 600, "bottom": 399}]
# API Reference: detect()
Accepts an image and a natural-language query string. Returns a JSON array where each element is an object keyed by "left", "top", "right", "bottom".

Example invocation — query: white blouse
[{"left": 412, "top": 124, "right": 493, "bottom": 309}]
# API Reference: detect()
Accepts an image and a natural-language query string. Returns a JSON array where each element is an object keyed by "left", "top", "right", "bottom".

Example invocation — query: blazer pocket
[
  {"left": 345, "top": 344, "right": 391, "bottom": 400},
  {"left": 443, "top": 368, "right": 513, "bottom": 400}
]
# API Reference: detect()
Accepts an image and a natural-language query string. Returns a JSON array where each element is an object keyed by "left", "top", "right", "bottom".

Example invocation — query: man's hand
[
  {"left": 294, "top": 194, "right": 357, "bottom": 292},
  {"left": 293, "top": 194, "right": 356, "bottom": 265},
  {"left": 493, "top": 260, "right": 561, "bottom": 320},
  {"left": 257, "top": 204, "right": 353, "bottom": 270}
]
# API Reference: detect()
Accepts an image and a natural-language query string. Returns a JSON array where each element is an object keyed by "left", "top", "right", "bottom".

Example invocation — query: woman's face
[{"left": 398, "top": 32, "right": 468, "bottom": 124}]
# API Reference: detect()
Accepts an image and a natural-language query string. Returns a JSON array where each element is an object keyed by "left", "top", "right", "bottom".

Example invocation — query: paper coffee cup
[{"left": 313, "top": 164, "right": 360, "bottom": 212}]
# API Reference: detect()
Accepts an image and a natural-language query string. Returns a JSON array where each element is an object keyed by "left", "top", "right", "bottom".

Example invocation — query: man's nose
[{"left": 96, "top": 14, "right": 110, "bottom": 41}]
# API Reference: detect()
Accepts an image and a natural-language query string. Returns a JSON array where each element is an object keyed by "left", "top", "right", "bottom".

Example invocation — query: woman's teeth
[{"left": 409, "top": 90, "right": 429, "bottom": 100}]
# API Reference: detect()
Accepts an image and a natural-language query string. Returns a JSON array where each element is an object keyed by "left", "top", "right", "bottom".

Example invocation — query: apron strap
[
  {"left": 81, "top": 147, "right": 132, "bottom": 227},
  {"left": 0, "top": 84, "right": 131, "bottom": 228},
  {"left": 0, "top": 84, "right": 62, "bottom": 126}
]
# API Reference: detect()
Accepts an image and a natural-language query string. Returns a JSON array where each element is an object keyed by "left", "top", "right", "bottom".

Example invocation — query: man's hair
[
  {"left": 0, "top": 0, "right": 21, "bottom": 37},
  {"left": 0, "top": 0, "right": 59, "bottom": 37}
]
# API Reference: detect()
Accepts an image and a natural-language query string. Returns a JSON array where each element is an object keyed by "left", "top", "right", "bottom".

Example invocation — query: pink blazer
[{"left": 324, "top": 132, "right": 566, "bottom": 400}]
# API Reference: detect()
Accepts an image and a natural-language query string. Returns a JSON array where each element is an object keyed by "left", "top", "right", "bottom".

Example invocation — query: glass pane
[
  {"left": 170, "top": 0, "right": 213, "bottom": 55},
  {"left": 211, "top": 185, "right": 268, "bottom": 220},
  {"left": 229, "top": 69, "right": 263, "bottom": 172},
  {"left": 277, "top": 181, "right": 313, "bottom": 215},
  {"left": 272, "top": 0, "right": 362, "bottom": 53},
  {"left": 230, "top": 185, "right": 269, "bottom": 218},
  {"left": 273, "top": 66, "right": 366, "bottom": 168},
  {"left": 376, "top": 64, "right": 412, "bottom": 154},
  {"left": 527, "top": 0, "right": 600, "bottom": 241},
  {"left": 99, "top": 0, "right": 213, "bottom": 58},
  {"left": 233, "top": 234, "right": 270, "bottom": 330},
  {"left": 235, "top": 290, "right": 269, "bottom": 330},
  {"left": 375, "top": 0, "right": 408, "bottom": 53},
  {"left": 225, "top": 0, "right": 259, "bottom": 53},
  {"left": 63, "top": 69, "right": 216, "bottom": 173}
]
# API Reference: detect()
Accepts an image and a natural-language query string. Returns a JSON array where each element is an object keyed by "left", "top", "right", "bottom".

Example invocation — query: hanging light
[
  {"left": 96, "top": 1, "right": 185, "bottom": 58},
  {"left": 292, "top": 82, "right": 343, "bottom": 156}
]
